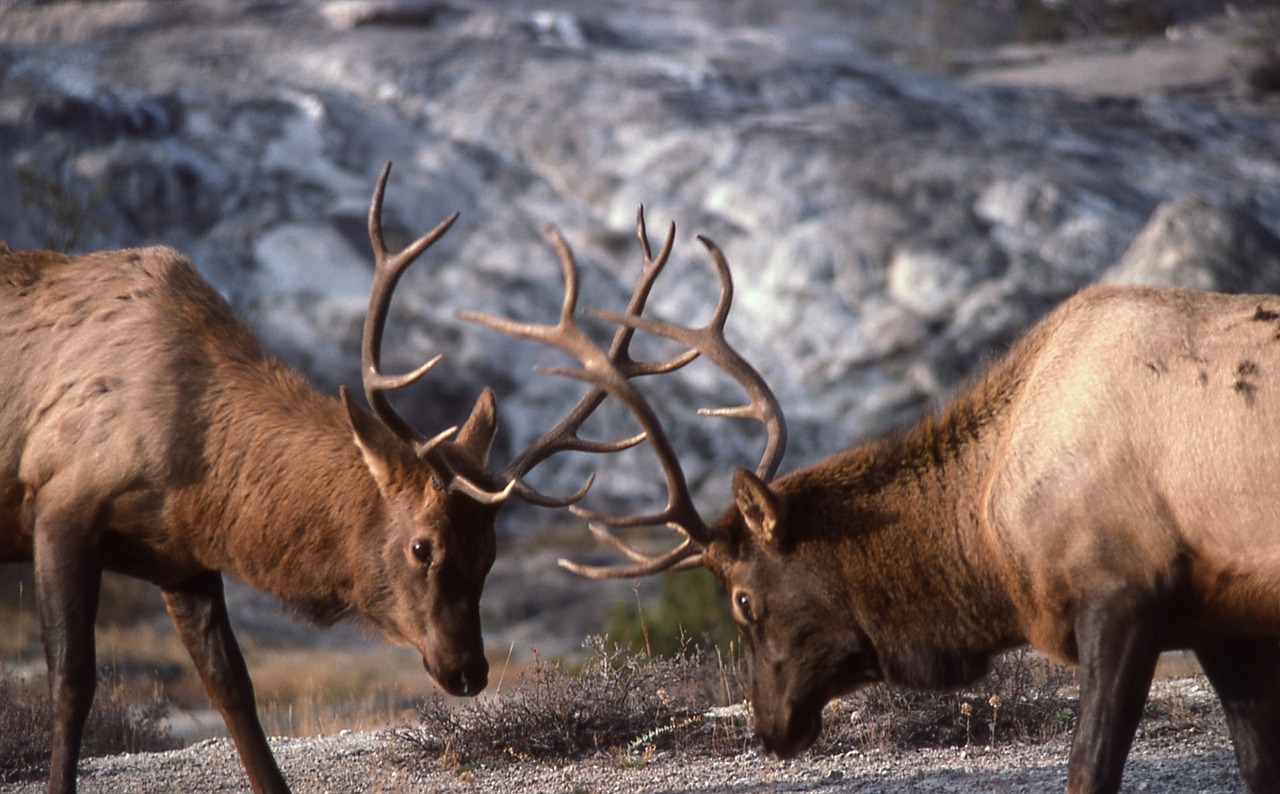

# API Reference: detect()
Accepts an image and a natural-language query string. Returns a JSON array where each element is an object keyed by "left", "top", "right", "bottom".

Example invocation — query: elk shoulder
[{"left": 984, "top": 284, "right": 1280, "bottom": 657}]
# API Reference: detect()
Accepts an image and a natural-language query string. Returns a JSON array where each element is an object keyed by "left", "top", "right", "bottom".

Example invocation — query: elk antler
[
  {"left": 364, "top": 162, "right": 455, "bottom": 449},
  {"left": 461, "top": 209, "right": 697, "bottom": 508},
  {"left": 463, "top": 207, "right": 786, "bottom": 577},
  {"left": 363, "top": 162, "right": 511, "bottom": 503},
  {"left": 592, "top": 232, "right": 788, "bottom": 483}
]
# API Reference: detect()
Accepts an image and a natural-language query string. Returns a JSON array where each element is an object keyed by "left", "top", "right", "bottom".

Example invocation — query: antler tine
[
  {"left": 460, "top": 217, "right": 715, "bottom": 550},
  {"left": 615, "top": 209, "right": 701, "bottom": 380},
  {"left": 593, "top": 234, "right": 788, "bottom": 481},
  {"left": 458, "top": 225, "right": 615, "bottom": 506},
  {"left": 363, "top": 161, "right": 459, "bottom": 443},
  {"left": 557, "top": 524, "right": 705, "bottom": 579},
  {"left": 460, "top": 207, "right": 697, "bottom": 508},
  {"left": 510, "top": 208, "right": 697, "bottom": 460}
]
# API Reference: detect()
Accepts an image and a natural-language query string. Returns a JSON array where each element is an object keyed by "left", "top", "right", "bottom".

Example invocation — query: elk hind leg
[
  {"left": 32, "top": 496, "right": 106, "bottom": 794},
  {"left": 1066, "top": 587, "right": 1162, "bottom": 794},
  {"left": 1194, "top": 639, "right": 1280, "bottom": 792},
  {"left": 32, "top": 499, "right": 105, "bottom": 794},
  {"left": 163, "top": 572, "right": 289, "bottom": 794}
]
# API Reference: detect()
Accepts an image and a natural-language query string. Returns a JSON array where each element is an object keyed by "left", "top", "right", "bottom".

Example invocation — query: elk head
[
  {"left": 338, "top": 162, "right": 519, "bottom": 697},
  {"left": 462, "top": 209, "right": 863, "bottom": 755},
  {"left": 702, "top": 468, "right": 888, "bottom": 757},
  {"left": 348, "top": 162, "right": 677, "bottom": 696}
]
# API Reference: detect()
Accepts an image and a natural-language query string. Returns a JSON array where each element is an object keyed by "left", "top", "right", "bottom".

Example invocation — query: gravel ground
[
  {"left": 0, "top": 721, "right": 1242, "bottom": 794},
  {"left": 1, "top": 679, "right": 1245, "bottom": 793}
]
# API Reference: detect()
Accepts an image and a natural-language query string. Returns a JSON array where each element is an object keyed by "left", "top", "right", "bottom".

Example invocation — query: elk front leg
[
  {"left": 1066, "top": 587, "right": 1162, "bottom": 794},
  {"left": 32, "top": 513, "right": 103, "bottom": 794},
  {"left": 162, "top": 572, "right": 289, "bottom": 794},
  {"left": 1194, "top": 639, "right": 1280, "bottom": 792}
]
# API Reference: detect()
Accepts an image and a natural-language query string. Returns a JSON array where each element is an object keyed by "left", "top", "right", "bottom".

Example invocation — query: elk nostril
[
  {"left": 426, "top": 656, "right": 489, "bottom": 696},
  {"left": 447, "top": 665, "right": 487, "bottom": 697},
  {"left": 463, "top": 663, "right": 488, "bottom": 695}
]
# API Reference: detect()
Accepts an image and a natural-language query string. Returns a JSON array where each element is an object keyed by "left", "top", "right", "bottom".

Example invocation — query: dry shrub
[
  {"left": 817, "top": 648, "right": 1079, "bottom": 751},
  {"left": 0, "top": 664, "right": 178, "bottom": 783},
  {"left": 392, "top": 636, "right": 749, "bottom": 773},
  {"left": 1141, "top": 680, "right": 1228, "bottom": 740},
  {"left": 393, "top": 639, "right": 1102, "bottom": 777}
]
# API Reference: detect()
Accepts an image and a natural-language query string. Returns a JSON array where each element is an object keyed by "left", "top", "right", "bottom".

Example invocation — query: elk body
[
  {"left": 475, "top": 215, "right": 1280, "bottom": 793},
  {"left": 0, "top": 163, "right": 589, "bottom": 794},
  {"left": 705, "top": 286, "right": 1280, "bottom": 794}
]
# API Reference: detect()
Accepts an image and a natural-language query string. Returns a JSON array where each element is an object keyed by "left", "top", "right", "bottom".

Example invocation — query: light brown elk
[
  {"left": 472, "top": 215, "right": 1280, "bottom": 793},
  {"left": 0, "top": 163, "right": 609, "bottom": 794}
]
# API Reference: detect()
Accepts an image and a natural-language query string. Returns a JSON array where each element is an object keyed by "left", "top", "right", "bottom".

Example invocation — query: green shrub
[
  {"left": 604, "top": 568, "right": 735, "bottom": 656},
  {"left": 1012, "top": 0, "right": 1180, "bottom": 43},
  {"left": 1247, "top": 47, "right": 1280, "bottom": 94},
  {"left": 17, "top": 167, "right": 106, "bottom": 252}
]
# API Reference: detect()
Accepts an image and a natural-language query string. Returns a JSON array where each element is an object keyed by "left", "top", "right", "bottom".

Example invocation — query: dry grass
[
  {"left": 1, "top": 567, "right": 186, "bottom": 784},
  {"left": 1, "top": 566, "right": 1229, "bottom": 782},
  {"left": 0, "top": 665, "right": 178, "bottom": 784},
  {"left": 247, "top": 645, "right": 429, "bottom": 737},
  {"left": 0, "top": 567, "right": 447, "bottom": 745},
  {"left": 817, "top": 648, "right": 1080, "bottom": 752}
]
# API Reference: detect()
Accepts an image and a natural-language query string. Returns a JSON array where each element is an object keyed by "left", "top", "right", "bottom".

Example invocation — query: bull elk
[
  {"left": 0, "top": 163, "right": 611, "bottom": 794},
  {"left": 472, "top": 214, "right": 1280, "bottom": 793}
]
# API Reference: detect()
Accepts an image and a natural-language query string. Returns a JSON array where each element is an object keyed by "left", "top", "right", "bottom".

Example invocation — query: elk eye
[
  {"left": 411, "top": 539, "right": 433, "bottom": 565},
  {"left": 734, "top": 590, "right": 755, "bottom": 624}
]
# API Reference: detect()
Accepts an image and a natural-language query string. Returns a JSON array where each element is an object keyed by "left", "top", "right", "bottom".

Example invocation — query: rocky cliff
[{"left": 3, "top": 0, "right": 1280, "bottom": 535}]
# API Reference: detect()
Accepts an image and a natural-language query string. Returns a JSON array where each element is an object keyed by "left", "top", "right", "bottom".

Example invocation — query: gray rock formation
[
  {"left": 1102, "top": 194, "right": 1280, "bottom": 292},
  {"left": 2, "top": 0, "right": 1280, "bottom": 537}
]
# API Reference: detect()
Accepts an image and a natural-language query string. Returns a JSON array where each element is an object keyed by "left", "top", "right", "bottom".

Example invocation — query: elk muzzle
[
  {"left": 754, "top": 695, "right": 823, "bottom": 758},
  {"left": 419, "top": 592, "right": 490, "bottom": 696},
  {"left": 747, "top": 655, "right": 828, "bottom": 759},
  {"left": 424, "top": 650, "right": 489, "bottom": 697}
]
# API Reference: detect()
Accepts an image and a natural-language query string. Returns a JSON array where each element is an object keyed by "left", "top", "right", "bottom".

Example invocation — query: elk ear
[
  {"left": 454, "top": 387, "right": 498, "bottom": 467},
  {"left": 733, "top": 468, "right": 785, "bottom": 548},
  {"left": 341, "top": 385, "right": 405, "bottom": 493}
]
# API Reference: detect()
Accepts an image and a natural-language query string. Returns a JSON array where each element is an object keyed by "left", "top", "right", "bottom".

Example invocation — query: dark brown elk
[
  {"left": 0, "top": 163, "right": 609, "bottom": 794},
  {"left": 472, "top": 214, "right": 1280, "bottom": 793}
]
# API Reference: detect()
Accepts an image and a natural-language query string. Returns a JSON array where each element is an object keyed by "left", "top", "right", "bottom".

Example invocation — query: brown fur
[
  {"left": 704, "top": 285, "right": 1280, "bottom": 793},
  {"left": 0, "top": 245, "right": 501, "bottom": 794}
]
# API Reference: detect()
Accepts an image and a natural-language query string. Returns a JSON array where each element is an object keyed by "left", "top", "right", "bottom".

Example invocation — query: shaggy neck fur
[
  {"left": 170, "top": 340, "right": 386, "bottom": 626},
  {"left": 772, "top": 322, "right": 1066, "bottom": 688}
]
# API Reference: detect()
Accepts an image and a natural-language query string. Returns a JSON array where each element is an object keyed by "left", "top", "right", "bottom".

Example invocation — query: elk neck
[
  {"left": 170, "top": 357, "right": 386, "bottom": 625},
  {"left": 776, "top": 356, "right": 1036, "bottom": 685}
]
